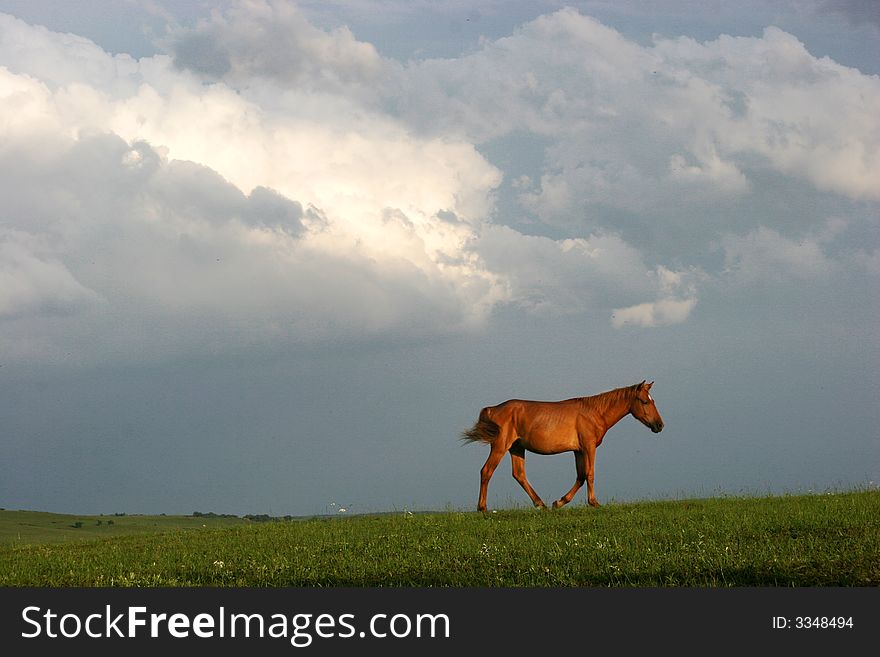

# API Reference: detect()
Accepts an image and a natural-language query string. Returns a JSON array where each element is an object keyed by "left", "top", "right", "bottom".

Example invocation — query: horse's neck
[{"left": 597, "top": 389, "right": 633, "bottom": 431}]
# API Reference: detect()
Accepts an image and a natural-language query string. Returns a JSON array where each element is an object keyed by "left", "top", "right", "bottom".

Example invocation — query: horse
[{"left": 462, "top": 381, "right": 664, "bottom": 512}]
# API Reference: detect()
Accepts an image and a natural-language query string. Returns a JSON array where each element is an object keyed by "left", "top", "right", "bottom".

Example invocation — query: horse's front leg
[
  {"left": 552, "top": 451, "right": 585, "bottom": 509},
  {"left": 584, "top": 443, "right": 600, "bottom": 507}
]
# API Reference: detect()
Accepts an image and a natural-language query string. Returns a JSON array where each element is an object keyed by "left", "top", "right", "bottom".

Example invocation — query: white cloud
[
  {"left": 656, "top": 26, "right": 880, "bottom": 201},
  {"left": 3, "top": 6, "right": 876, "bottom": 365},
  {"left": 609, "top": 263, "right": 699, "bottom": 328},
  {"left": 0, "top": 7, "right": 726, "bottom": 361},
  {"left": 0, "top": 13, "right": 510, "bottom": 362},
  {"left": 0, "top": 128, "right": 508, "bottom": 362},
  {"left": 720, "top": 225, "right": 836, "bottom": 284},
  {"left": 167, "top": 0, "right": 383, "bottom": 91},
  {"left": 393, "top": 8, "right": 880, "bottom": 229},
  {"left": 0, "top": 233, "right": 101, "bottom": 319},
  {"left": 668, "top": 149, "right": 750, "bottom": 195},
  {"left": 611, "top": 297, "right": 697, "bottom": 328},
  {"left": 473, "top": 225, "right": 698, "bottom": 321}
]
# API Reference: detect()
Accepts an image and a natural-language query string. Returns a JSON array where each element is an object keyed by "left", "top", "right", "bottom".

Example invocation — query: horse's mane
[{"left": 576, "top": 384, "right": 638, "bottom": 414}]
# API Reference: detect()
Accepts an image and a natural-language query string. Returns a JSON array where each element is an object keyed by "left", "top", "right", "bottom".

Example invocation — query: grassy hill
[{"left": 1, "top": 490, "right": 877, "bottom": 586}]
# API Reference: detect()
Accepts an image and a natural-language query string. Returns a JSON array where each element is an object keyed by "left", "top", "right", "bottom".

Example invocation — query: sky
[{"left": 0, "top": 0, "right": 877, "bottom": 517}]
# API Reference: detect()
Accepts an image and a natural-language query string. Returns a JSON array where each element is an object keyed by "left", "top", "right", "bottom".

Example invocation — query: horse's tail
[{"left": 461, "top": 408, "right": 500, "bottom": 444}]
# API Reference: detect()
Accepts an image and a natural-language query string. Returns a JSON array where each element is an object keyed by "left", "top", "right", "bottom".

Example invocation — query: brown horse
[{"left": 462, "top": 381, "right": 664, "bottom": 511}]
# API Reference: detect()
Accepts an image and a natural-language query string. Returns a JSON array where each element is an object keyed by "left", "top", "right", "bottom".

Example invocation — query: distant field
[
  {"left": 0, "top": 510, "right": 250, "bottom": 546},
  {"left": 1, "top": 490, "right": 878, "bottom": 586}
]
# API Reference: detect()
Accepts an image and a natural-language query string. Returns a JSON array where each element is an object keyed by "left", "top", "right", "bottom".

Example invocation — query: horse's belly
[{"left": 519, "top": 430, "right": 579, "bottom": 455}]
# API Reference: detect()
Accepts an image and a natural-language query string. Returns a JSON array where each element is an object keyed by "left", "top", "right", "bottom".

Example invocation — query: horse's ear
[
  {"left": 647, "top": 381, "right": 654, "bottom": 389},
  {"left": 638, "top": 380, "right": 646, "bottom": 389}
]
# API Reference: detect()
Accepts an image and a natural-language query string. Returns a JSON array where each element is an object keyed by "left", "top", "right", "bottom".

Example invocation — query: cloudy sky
[{"left": 1, "top": 1, "right": 877, "bottom": 516}]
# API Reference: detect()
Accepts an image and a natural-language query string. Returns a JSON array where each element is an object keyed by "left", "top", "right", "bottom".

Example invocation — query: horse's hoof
[
  {"left": 588, "top": 500, "right": 601, "bottom": 508},
  {"left": 552, "top": 500, "right": 564, "bottom": 509}
]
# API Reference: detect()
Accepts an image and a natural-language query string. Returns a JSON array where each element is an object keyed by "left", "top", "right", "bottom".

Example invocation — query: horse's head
[{"left": 630, "top": 381, "right": 664, "bottom": 433}]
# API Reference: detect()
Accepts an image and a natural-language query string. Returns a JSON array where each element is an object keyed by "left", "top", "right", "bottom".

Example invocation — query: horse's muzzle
[{"left": 651, "top": 421, "right": 664, "bottom": 433}]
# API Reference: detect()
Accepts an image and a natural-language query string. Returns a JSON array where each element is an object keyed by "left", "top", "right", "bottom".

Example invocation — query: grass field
[{"left": 1, "top": 490, "right": 877, "bottom": 586}]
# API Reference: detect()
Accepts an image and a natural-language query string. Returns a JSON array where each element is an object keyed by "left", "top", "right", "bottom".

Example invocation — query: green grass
[{"left": 1, "top": 490, "right": 877, "bottom": 587}]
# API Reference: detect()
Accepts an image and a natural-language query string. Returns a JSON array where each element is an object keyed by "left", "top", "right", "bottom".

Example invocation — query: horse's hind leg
[
  {"left": 510, "top": 442, "right": 546, "bottom": 509},
  {"left": 552, "top": 451, "right": 586, "bottom": 509},
  {"left": 478, "top": 442, "right": 507, "bottom": 512}
]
